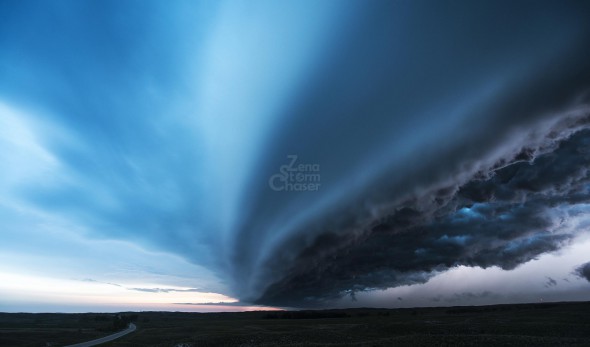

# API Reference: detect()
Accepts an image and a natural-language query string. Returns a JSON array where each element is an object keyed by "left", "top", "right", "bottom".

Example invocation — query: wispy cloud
[
  {"left": 432, "top": 291, "right": 500, "bottom": 303},
  {"left": 544, "top": 277, "right": 558, "bottom": 288},
  {"left": 175, "top": 301, "right": 249, "bottom": 307},
  {"left": 129, "top": 287, "right": 207, "bottom": 294},
  {"left": 79, "top": 278, "right": 122, "bottom": 287}
]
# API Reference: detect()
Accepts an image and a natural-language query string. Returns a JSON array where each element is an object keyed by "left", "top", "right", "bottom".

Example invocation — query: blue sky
[
  {"left": 0, "top": 0, "right": 356, "bottom": 311},
  {"left": 1, "top": 0, "right": 590, "bottom": 312}
]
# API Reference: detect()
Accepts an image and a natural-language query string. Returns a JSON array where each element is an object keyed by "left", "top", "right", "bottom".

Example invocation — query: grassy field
[
  {"left": 0, "top": 312, "right": 116, "bottom": 346},
  {"left": 1, "top": 301, "right": 589, "bottom": 346}
]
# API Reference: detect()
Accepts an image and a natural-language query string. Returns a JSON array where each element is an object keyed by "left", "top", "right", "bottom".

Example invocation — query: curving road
[{"left": 64, "top": 323, "right": 136, "bottom": 347}]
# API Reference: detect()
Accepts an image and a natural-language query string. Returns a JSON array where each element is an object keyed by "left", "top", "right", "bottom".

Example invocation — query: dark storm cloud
[
  {"left": 575, "top": 262, "right": 590, "bottom": 282},
  {"left": 223, "top": 1, "right": 590, "bottom": 307},
  {"left": 251, "top": 120, "right": 590, "bottom": 307}
]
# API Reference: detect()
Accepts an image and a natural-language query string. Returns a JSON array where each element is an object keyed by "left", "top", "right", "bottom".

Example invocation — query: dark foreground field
[{"left": 1, "top": 301, "right": 590, "bottom": 347}]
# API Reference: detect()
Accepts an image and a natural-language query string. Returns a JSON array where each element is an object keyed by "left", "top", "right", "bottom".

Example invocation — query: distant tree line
[
  {"left": 96, "top": 314, "right": 138, "bottom": 332},
  {"left": 446, "top": 303, "right": 559, "bottom": 314},
  {"left": 263, "top": 311, "right": 350, "bottom": 319}
]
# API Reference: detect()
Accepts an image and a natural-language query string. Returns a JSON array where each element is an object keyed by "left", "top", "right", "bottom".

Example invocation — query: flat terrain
[
  {"left": 65, "top": 323, "right": 136, "bottom": 347},
  {"left": 1, "top": 301, "right": 590, "bottom": 346}
]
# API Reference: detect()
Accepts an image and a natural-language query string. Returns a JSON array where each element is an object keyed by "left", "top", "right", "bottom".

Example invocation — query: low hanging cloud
[
  {"left": 575, "top": 262, "right": 590, "bottom": 282},
  {"left": 240, "top": 94, "right": 590, "bottom": 306},
  {"left": 223, "top": 2, "right": 590, "bottom": 307},
  {"left": 250, "top": 113, "right": 590, "bottom": 307},
  {"left": 431, "top": 291, "right": 499, "bottom": 304}
]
